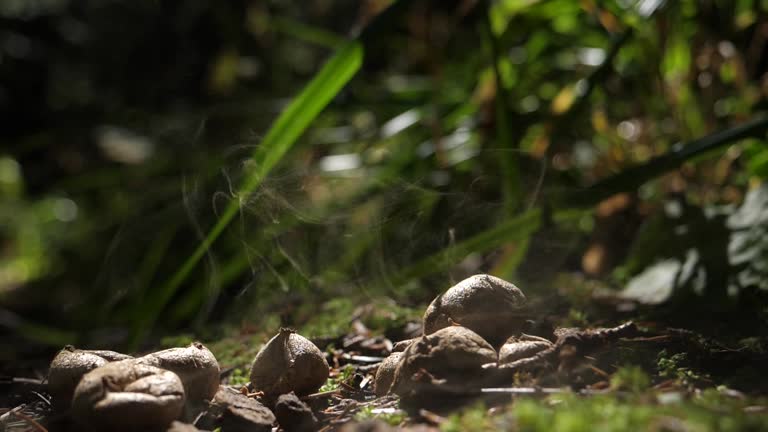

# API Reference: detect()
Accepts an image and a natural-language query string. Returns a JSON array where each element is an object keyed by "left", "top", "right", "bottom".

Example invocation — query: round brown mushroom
[
  {"left": 391, "top": 338, "right": 416, "bottom": 353},
  {"left": 72, "top": 359, "right": 185, "bottom": 431},
  {"left": 373, "top": 351, "right": 402, "bottom": 396},
  {"left": 498, "top": 334, "right": 553, "bottom": 365},
  {"left": 48, "top": 346, "right": 133, "bottom": 409},
  {"left": 390, "top": 326, "right": 497, "bottom": 398},
  {"left": 422, "top": 274, "right": 527, "bottom": 346},
  {"left": 138, "top": 342, "right": 220, "bottom": 402},
  {"left": 249, "top": 328, "right": 329, "bottom": 397}
]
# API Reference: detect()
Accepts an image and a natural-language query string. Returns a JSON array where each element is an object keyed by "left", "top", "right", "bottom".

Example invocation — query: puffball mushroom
[
  {"left": 498, "top": 334, "right": 553, "bottom": 365},
  {"left": 249, "top": 328, "right": 329, "bottom": 397},
  {"left": 390, "top": 326, "right": 497, "bottom": 398},
  {"left": 71, "top": 359, "right": 185, "bottom": 431},
  {"left": 138, "top": 342, "right": 220, "bottom": 402},
  {"left": 423, "top": 274, "right": 527, "bottom": 346},
  {"left": 48, "top": 346, "right": 133, "bottom": 409},
  {"left": 373, "top": 351, "right": 402, "bottom": 396}
]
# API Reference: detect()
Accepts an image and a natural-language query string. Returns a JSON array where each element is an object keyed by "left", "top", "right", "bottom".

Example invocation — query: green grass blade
[
  {"left": 388, "top": 209, "right": 542, "bottom": 286},
  {"left": 130, "top": 41, "right": 363, "bottom": 346},
  {"left": 381, "top": 208, "right": 590, "bottom": 291},
  {"left": 562, "top": 114, "right": 768, "bottom": 207},
  {"left": 483, "top": 8, "right": 521, "bottom": 214}
]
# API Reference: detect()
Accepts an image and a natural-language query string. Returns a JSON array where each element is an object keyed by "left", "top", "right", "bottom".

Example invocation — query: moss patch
[{"left": 442, "top": 389, "right": 768, "bottom": 432}]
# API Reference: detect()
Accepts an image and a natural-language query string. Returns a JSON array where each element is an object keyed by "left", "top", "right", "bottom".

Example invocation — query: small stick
[
  {"left": 340, "top": 353, "right": 385, "bottom": 363},
  {"left": 419, "top": 409, "right": 446, "bottom": 425},
  {"left": 0, "top": 405, "right": 25, "bottom": 424},
  {"left": 303, "top": 389, "right": 341, "bottom": 400},
  {"left": 10, "top": 410, "right": 48, "bottom": 432},
  {"left": 481, "top": 387, "right": 569, "bottom": 394}
]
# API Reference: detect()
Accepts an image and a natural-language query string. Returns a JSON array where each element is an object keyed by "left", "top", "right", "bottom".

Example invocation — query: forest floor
[
  {"left": 206, "top": 294, "right": 768, "bottom": 431},
  {"left": 2, "top": 284, "right": 768, "bottom": 431}
]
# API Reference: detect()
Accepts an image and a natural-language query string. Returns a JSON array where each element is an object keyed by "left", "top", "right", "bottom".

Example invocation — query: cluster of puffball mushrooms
[
  {"left": 47, "top": 274, "right": 551, "bottom": 430},
  {"left": 374, "top": 274, "right": 553, "bottom": 400}
]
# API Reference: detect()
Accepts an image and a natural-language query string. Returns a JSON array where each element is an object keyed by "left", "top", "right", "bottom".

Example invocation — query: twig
[
  {"left": 0, "top": 405, "right": 25, "bottom": 424},
  {"left": 481, "top": 387, "right": 568, "bottom": 395},
  {"left": 303, "top": 389, "right": 341, "bottom": 400},
  {"left": 10, "top": 377, "right": 45, "bottom": 386},
  {"left": 419, "top": 409, "right": 446, "bottom": 425},
  {"left": 339, "top": 353, "right": 385, "bottom": 363},
  {"left": 8, "top": 409, "right": 47, "bottom": 432}
]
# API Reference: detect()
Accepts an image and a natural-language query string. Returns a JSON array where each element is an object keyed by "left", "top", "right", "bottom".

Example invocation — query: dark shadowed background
[{"left": 2, "top": 0, "right": 768, "bottom": 365}]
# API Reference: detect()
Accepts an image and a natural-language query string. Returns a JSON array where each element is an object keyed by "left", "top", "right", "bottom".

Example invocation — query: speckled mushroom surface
[
  {"left": 137, "top": 341, "right": 220, "bottom": 402},
  {"left": 249, "top": 328, "right": 330, "bottom": 397},
  {"left": 390, "top": 325, "right": 497, "bottom": 397},
  {"left": 373, "top": 351, "right": 402, "bottom": 396},
  {"left": 498, "top": 334, "right": 554, "bottom": 365},
  {"left": 71, "top": 359, "right": 185, "bottom": 431},
  {"left": 47, "top": 345, "right": 133, "bottom": 409},
  {"left": 423, "top": 274, "right": 527, "bottom": 347}
]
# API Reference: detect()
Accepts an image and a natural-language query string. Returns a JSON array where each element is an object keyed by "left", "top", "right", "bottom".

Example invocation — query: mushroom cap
[
  {"left": 391, "top": 338, "right": 416, "bottom": 353},
  {"left": 138, "top": 342, "right": 220, "bottom": 402},
  {"left": 249, "top": 328, "right": 329, "bottom": 397},
  {"left": 498, "top": 334, "right": 553, "bottom": 365},
  {"left": 373, "top": 352, "right": 402, "bottom": 396},
  {"left": 48, "top": 346, "right": 133, "bottom": 409},
  {"left": 423, "top": 274, "right": 527, "bottom": 346},
  {"left": 390, "top": 326, "right": 497, "bottom": 397},
  {"left": 72, "top": 359, "right": 185, "bottom": 431}
]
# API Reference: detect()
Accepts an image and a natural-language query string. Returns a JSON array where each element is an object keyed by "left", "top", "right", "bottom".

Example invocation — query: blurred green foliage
[
  {"left": 442, "top": 390, "right": 768, "bottom": 432},
  {"left": 2, "top": 0, "right": 768, "bottom": 358}
]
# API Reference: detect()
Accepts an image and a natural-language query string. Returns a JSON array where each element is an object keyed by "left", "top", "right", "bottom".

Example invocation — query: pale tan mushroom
[
  {"left": 72, "top": 359, "right": 185, "bottom": 431},
  {"left": 423, "top": 274, "right": 527, "bottom": 346},
  {"left": 373, "top": 351, "right": 402, "bottom": 396},
  {"left": 498, "top": 334, "right": 553, "bottom": 365},
  {"left": 249, "top": 328, "right": 329, "bottom": 397},
  {"left": 391, "top": 338, "right": 416, "bottom": 352},
  {"left": 390, "top": 326, "right": 497, "bottom": 398},
  {"left": 138, "top": 341, "right": 220, "bottom": 402},
  {"left": 47, "top": 345, "right": 133, "bottom": 409}
]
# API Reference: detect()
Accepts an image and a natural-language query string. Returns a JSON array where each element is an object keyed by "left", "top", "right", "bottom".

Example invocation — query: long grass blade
[
  {"left": 130, "top": 41, "right": 363, "bottom": 346},
  {"left": 388, "top": 209, "right": 542, "bottom": 286},
  {"left": 562, "top": 114, "right": 768, "bottom": 207}
]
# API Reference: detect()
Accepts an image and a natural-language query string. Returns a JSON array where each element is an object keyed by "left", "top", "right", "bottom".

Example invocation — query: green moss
[
  {"left": 297, "top": 297, "right": 423, "bottom": 338},
  {"left": 440, "top": 391, "right": 768, "bottom": 432},
  {"left": 298, "top": 298, "right": 356, "bottom": 338},
  {"left": 159, "top": 333, "right": 195, "bottom": 348},
  {"left": 354, "top": 405, "right": 406, "bottom": 427},
  {"left": 564, "top": 308, "right": 589, "bottom": 327},
  {"left": 320, "top": 364, "right": 355, "bottom": 392},
  {"left": 205, "top": 319, "right": 280, "bottom": 370},
  {"left": 442, "top": 403, "right": 495, "bottom": 432},
  {"left": 657, "top": 350, "right": 709, "bottom": 384},
  {"left": 228, "top": 367, "right": 249, "bottom": 386},
  {"left": 610, "top": 366, "right": 651, "bottom": 393},
  {"left": 359, "top": 300, "right": 422, "bottom": 333}
]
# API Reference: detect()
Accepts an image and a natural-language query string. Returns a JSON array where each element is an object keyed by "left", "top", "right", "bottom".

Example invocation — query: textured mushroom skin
[
  {"left": 72, "top": 359, "right": 185, "bottom": 431},
  {"left": 423, "top": 274, "right": 527, "bottom": 346},
  {"left": 390, "top": 326, "right": 497, "bottom": 397},
  {"left": 498, "top": 334, "right": 553, "bottom": 365},
  {"left": 48, "top": 346, "right": 133, "bottom": 408},
  {"left": 138, "top": 342, "right": 220, "bottom": 402},
  {"left": 391, "top": 338, "right": 416, "bottom": 353},
  {"left": 373, "top": 352, "right": 402, "bottom": 396},
  {"left": 249, "top": 328, "right": 330, "bottom": 397}
]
